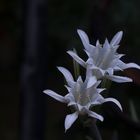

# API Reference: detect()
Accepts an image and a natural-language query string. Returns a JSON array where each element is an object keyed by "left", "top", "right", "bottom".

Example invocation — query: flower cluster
[{"left": 44, "top": 29, "right": 140, "bottom": 131}]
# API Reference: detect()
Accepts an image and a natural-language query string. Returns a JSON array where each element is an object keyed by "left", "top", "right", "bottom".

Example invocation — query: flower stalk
[{"left": 83, "top": 118, "right": 102, "bottom": 140}]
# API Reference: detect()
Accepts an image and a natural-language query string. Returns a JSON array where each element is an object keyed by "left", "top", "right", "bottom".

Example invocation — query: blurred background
[{"left": 0, "top": 0, "right": 140, "bottom": 140}]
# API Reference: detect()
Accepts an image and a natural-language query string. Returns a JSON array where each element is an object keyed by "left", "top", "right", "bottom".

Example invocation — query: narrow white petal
[
  {"left": 77, "top": 29, "right": 89, "bottom": 43},
  {"left": 106, "top": 75, "right": 132, "bottom": 83},
  {"left": 91, "top": 94, "right": 104, "bottom": 105},
  {"left": 64, "top": 93, "right": 75, "bottom": 103},
  {"left": 125, "top": 63, "right": 140, "bottom": 69},
  {"left": 104, "top": 98, "right": 123, "bottom": 111},
  {"left": 77, "top": 76, "right": 83, "bottom": 83},
  {"left": 90, "top": 66, "right": 103, "bottom": 74},
  {"left": 106, "top": 68, "right": 114, "bottom": 75},
  {"left": 103, "top": 38, "right": 110, "bottom": 49},
  {"left": 113, "top": 45, "right": 120, "bottom": 51},
  {"left": 64, "top": 85, "right": 71, "bottom": 92},
  {"left": 90, "top": 44, "right": 96, "bottom": 49},
  {"left": 86, "top": 66, "right": 93, "bottom": 80},
  {"left": 97, "top": 88, "right": 105, "bottom": 94},
  {"left": 118, "top": 61, "right": 140, "bottom": 70},
  {"left": 77, "top": 29, "right": 90, "bottom": 51},
  {"left": 58, "top": 66, "right": 74, "bottom": 81},
  {"left": 94, "top": 80, "right": 101, "bottom": 87},
  {"left": 86, "top": 58, "right": 94, "bottom": 65},
  {"left": 84, "top": 49, "right": 90, "bottom": 57},
  {"left": 43, "top": 90, "right": 66, "bottom": 103},
  {"left": 67, "top": 51, "right": 86, "bottom": 67},
  {"left": 93, "top": 68, "right": 105, "bottom": 79},
  {"left": 87, "top": 76, "right": 97, "bottom": 89},
  {"left": 110, "top": 31, "right": 123, "bottom": 46},
  {"left": 96, "top": 40, "right": 100, "bottom": 46},
  {"left": 67, "top": 101, "right": 77, "bottom": 106},
  {"left": 57, "top": 66, "right": 75, "bottom": 87},
  {"left": 77, "top": 103, "right": 84, "bottom": 111},
  {"left": 65, "top": 112, "right": 78, "bottom": 132},
  {"left": 117, "top": 60, "right": 128, "bottom": 69},
  {"left": 115, "top": 54, "right": 125, "bottom": 59},
  {"left": 113, "top": 66, "right": 123, "bottom": 71},
  {"left": 87, "top": 110, "right": 104, "bottom": 121}
]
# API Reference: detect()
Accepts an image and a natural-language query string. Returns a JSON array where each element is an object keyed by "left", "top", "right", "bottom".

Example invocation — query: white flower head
[
  {"left": 43, "top": 67, "right": 122, "bottom": 131},
  {"left": 67, "top": 29, "right": 140, "bottom": 83}
]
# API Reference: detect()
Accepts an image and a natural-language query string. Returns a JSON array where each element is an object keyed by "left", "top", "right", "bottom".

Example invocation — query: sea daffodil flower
[
  {"left": 67, "top": 29, "right": 140, "bottom": 83},
  {"left": 43, "top": 67, "right": 122, "bottom": 131}
]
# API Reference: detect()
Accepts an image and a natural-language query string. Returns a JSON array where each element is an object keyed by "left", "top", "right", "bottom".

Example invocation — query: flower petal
[
  {"left": 77, "top": 76, "right": 83, "bottom": 83},
  {"left": 115, "top": 54, "right": 125, "bottom": 59},
  {"left": 104, "top": 97, "right": 123, "bottom": 111},
  {"left": 84, "top": 49, "right": 90, "bottom": 57},
  {"left": 64, "top": 93, "right": 75, "bottom": 104},
  {"left": 92, "top": 69, "right": 105, "bottom": 79},
  {"left": 64, "top": 85, "right": 71, "bottom": 92},
  {"left": 125, "top": 63, "right": 140, "bottom": 69},
  {"left": 77, "top": 29, "right": 90, "bottom": 51},
  {"left": 117, "top": 60, "right": 140, "bottom": 70},
  {"left": 90, "top": 94, "right": 104, "bottom": 105},
  {"left": 103, "top": 38, "right": 110, "bottom": 49},
  {"left": 94, "top": 80, "right": 101, "bottom": 87},
  {"left": 67, "top": 101, "right": 77, "bottom": 106},
  {"left": 87, "top": 76, "right": 97, "bottom": 89},
  {"left": 57, "top": 66, "right": 75, "bottom": 87},
  {"left": 106, "top": 68, "right": 114, "bottom": 75},
  {"left": 65, "top": 112, "right": 78, "bottom": 132},
  {"left": 43, "top": 90, "right": 66, "bottom": 103},
  {"left": 86, "top": 66, "right": 93, "bottom": 79},
  {"left": 117, "top": 60, "right": 128, "bottom": 69},
  {"left": 67, "top": 51, "right": 86, "bottom": 67},
  {"left": 96, "top": 40, "right": 101, "bottom": 46},
  {"left": 113, "top": 66, "right": 123, "bottom": 71},
  {"left": 97, "top": 88, "right": 106, "bottom": 94},
  {"left": 86, "top": 58, "right": 94, "bottom": 65},
  {"left": 113, "top": 45, "right": 120, "bottom": 51},
  {"left": 87, "top": 110, "right": 104, "bottom": 121},
  {"left": 106, "top": 75, "right": 132, "bottom": 83},
  {"left": 110, "top": 31, "right": 123, "bottom": 46},
  {"left": 64, "top": 93, "right": 77, "bottom": 106}
]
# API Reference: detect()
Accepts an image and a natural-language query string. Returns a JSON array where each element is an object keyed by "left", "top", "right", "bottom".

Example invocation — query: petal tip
[
  {"left": 77, "top": 29, "right": 83, "bottom": 34},
  {"left": 64, "top": 112, "right": 78, "bottom": 132},
  {"left": 43, "top": 89, "right": 49, "bottom": 94}
]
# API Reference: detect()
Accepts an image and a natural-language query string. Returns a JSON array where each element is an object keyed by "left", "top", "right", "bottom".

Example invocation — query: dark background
[{"left": 0, "top": 0, "right": 140, "bottom": 140}]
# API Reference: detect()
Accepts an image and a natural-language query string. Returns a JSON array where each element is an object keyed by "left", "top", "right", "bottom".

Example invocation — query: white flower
[
  {"left": 43, "top": 67, "right": 122, "bottom": 131},
  {"left": 67, "top": 29, "right": 140, "bottom": 83}
]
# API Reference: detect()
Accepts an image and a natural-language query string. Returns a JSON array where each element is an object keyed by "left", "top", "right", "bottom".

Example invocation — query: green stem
[
  {"left": 101, "top": 77, "right": 112, "bottom": 97},
  {"left": 83, "top": 118, "right": 102, "bottom": 140}
]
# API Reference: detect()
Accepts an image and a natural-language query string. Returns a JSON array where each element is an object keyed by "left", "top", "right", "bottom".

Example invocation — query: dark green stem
[{"left": 83, "top": 118, "right": 102, "bottom": 140}]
